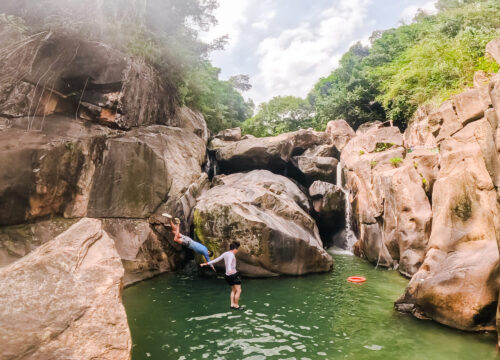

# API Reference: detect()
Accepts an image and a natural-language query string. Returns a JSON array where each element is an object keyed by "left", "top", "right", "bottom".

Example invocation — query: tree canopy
[{"left": 242, "top": 96, "right": 314, "bottom": 137}]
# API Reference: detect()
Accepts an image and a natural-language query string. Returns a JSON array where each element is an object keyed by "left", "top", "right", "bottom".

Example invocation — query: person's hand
[{"left": 200, "top": 263, "right": 207, "bottom": 267}]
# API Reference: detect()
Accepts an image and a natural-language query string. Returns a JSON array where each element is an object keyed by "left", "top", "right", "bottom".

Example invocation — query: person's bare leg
[
  {"left": 234, "top": 285, "right": 242, "bottom": 307},
  {"left": 230, "top": 286, "right": 236, "bottom": 307}
]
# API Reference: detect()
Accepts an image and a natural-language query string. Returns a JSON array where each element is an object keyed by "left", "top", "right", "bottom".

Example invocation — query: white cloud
[
  {"left": 252, "top": 10, "right": 276, "bottom": 30},
  {"left": 201, "top": 0, "right": 252, "bottom": 49},
  {"left": 400, "top": 1, "right": 438, "bottom": 23},
  {"left": 249, "top": 0, "right": 372, "bottom": 104}
]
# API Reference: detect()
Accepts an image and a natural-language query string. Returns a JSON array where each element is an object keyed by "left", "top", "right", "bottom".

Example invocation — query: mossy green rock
[{"left": 194, "top": 170, "right": 333, "bottom": 277}]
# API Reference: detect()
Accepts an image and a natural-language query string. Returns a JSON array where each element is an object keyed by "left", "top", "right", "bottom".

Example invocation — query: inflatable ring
[{"left": 347, "top": 276, "right": 366, "bottom": 283}]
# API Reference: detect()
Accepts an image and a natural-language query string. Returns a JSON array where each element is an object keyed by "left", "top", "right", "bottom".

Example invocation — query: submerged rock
[
  {"left": 194, "top": 170, "right": 333, "bottom": 277},
  {"left": 0, "top": 218, "right": 131, "bottom": 359}
]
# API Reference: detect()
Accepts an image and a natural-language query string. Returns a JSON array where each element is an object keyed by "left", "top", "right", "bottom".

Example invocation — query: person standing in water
[
  {"left": 162, "top": 213, "right": 215, "bottom": 272},
  {"left": 201, "top": 241, "right": 242, "bottom": 310}
]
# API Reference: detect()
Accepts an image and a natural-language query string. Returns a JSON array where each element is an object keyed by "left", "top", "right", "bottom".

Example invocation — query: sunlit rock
[{"left": 0, "top": 218, "right": 131, "bottom": 360}]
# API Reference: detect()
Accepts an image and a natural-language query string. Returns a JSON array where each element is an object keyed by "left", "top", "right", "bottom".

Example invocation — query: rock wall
[
  {"left": 340, "top": 124, "right": 433, "bottom": 277},
  {"left": 393, "top": 65, "right": 500, "bottom": 333},
  {"left": 0, "top": 26, "right": 209, "bottom": 285}
]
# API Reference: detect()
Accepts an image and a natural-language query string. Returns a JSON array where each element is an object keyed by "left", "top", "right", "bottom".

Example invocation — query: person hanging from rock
[
  {"left": 200, "top": 241, "right": 243, "bottom": 310},
  {"left": 162, "top": 213, "right": 215, "bottom": 272}
]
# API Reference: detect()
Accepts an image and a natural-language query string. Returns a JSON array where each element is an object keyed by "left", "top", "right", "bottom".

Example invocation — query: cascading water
[
  {"left": 336, "top": 161, "right": 358, "bottom": 252},
  {"left": 203, "top": 151, "right": 219, "bottom": 179}
]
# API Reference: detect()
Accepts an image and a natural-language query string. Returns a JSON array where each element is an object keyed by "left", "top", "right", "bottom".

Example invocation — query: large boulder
[
  {"left": 0, "top": 115, "right": 207, "bottom": 282},
  {"left": 102, "top": 218, "right": 188, "bottom": 286},
  {"left": 0, "top": 218, "right": 131, "bottom": 360},
  {"left": 87, "top": 125, "right": 206, "bottom": 218},
  {"left": 0, "top": 116, "right": 112, "bottom": 226},
  {"left": 0, "top": 218, "right": 79, "bottom": 268},
  {"left": 214, "top": 127, "right": 242, "bottom": 141},
  {"left": 308, "top": 181, "right": 346, "bottom": 247},
  {"left": 213, "top": 129, "right": 327, "bottom": 175},
  {"left": 194, "top": 170, "right": 333, "bottom": 277},
  {"left": 289, "top": 155, "right": 339, "bottom": 186},
  {"left": 396, "top": 119, "right": 500, "bottom": 331}
]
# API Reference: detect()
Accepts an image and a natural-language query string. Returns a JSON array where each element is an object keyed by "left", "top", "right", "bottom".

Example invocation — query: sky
[{"left": 202, "top": 0, "right": 438, "bottom": 106}]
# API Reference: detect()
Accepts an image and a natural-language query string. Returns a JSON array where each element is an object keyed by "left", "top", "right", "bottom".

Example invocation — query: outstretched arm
[
  {"left": 203, "top": 254, "right": 217, "bottom": 272},
  {"left": 201, "top": 253, "right": 225, "bottom": 267}
]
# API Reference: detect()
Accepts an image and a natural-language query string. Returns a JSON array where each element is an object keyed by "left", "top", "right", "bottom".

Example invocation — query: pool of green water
[{"left": 123, "top": 254, "right": 498, "bottom": 360}]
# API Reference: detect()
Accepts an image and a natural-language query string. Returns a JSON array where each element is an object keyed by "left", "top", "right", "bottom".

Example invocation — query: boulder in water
[{"left": 194, "top": 170, "right": 333, "bottom": 276}]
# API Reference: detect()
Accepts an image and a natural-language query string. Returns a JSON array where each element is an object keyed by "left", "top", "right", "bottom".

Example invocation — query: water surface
[{"left": 124, "top": 254, "right": 497, "bottom": 360}]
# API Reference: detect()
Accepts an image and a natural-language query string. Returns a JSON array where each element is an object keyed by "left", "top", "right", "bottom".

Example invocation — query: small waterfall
[
  {"left": 337, "top": 161, "right": 357, "bottom": 252},
  {"left": 203, "top": 151, "right": 219, "bottom": 180}
]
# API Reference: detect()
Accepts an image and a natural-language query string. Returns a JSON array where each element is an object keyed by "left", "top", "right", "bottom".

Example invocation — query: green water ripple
[{"left": 124, "top": 254, "right": 498, "bottom": 360}]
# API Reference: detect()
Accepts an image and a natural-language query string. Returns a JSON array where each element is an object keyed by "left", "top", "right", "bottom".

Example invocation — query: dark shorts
[{"left": 225, "top": 272, "right": 242, "bottom": 286}]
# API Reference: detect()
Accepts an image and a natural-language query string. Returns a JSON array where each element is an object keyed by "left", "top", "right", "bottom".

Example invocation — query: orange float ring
[{"left": 347, "top": 276, "right": 366, "bottom": 283}]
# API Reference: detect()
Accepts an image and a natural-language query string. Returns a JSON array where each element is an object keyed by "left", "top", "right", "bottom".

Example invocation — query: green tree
[
  {"left": 242, "top": 96, "right": 314, "bottom": 137},
  {"left": 182, "top": 64, "right": 254, "bottom": 133}
]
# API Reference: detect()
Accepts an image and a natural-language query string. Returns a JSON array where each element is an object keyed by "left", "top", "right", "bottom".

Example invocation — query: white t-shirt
[{"left": 206, "top": 251, "right": 237, "bottom": 275}]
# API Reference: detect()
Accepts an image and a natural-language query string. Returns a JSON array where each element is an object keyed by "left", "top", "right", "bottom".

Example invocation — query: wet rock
[
  {"left": 194, "top": 170, "right": 333, "bottom": 277},
  {"left": 0, "top": 218, "right": 131, "bottom": 360}
]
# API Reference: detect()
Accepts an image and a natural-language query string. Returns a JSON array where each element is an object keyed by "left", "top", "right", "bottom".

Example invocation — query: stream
[{"left": 123, "top": 253, "right": 497, "bottom": 360}]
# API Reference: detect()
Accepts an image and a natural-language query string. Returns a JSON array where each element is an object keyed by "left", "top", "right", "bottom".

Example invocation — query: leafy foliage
[
  {"left": 308, "top": 0, "right": 500, "bottom": 131},
  {"left": 181, "top": 64, "right": 254, "bottom": 133},
  {"left": 389, "top": 157, "right": 403, "bottom": 166},
  {"left": 242, "top": 96, "right": 315, "bottom": 137}
]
